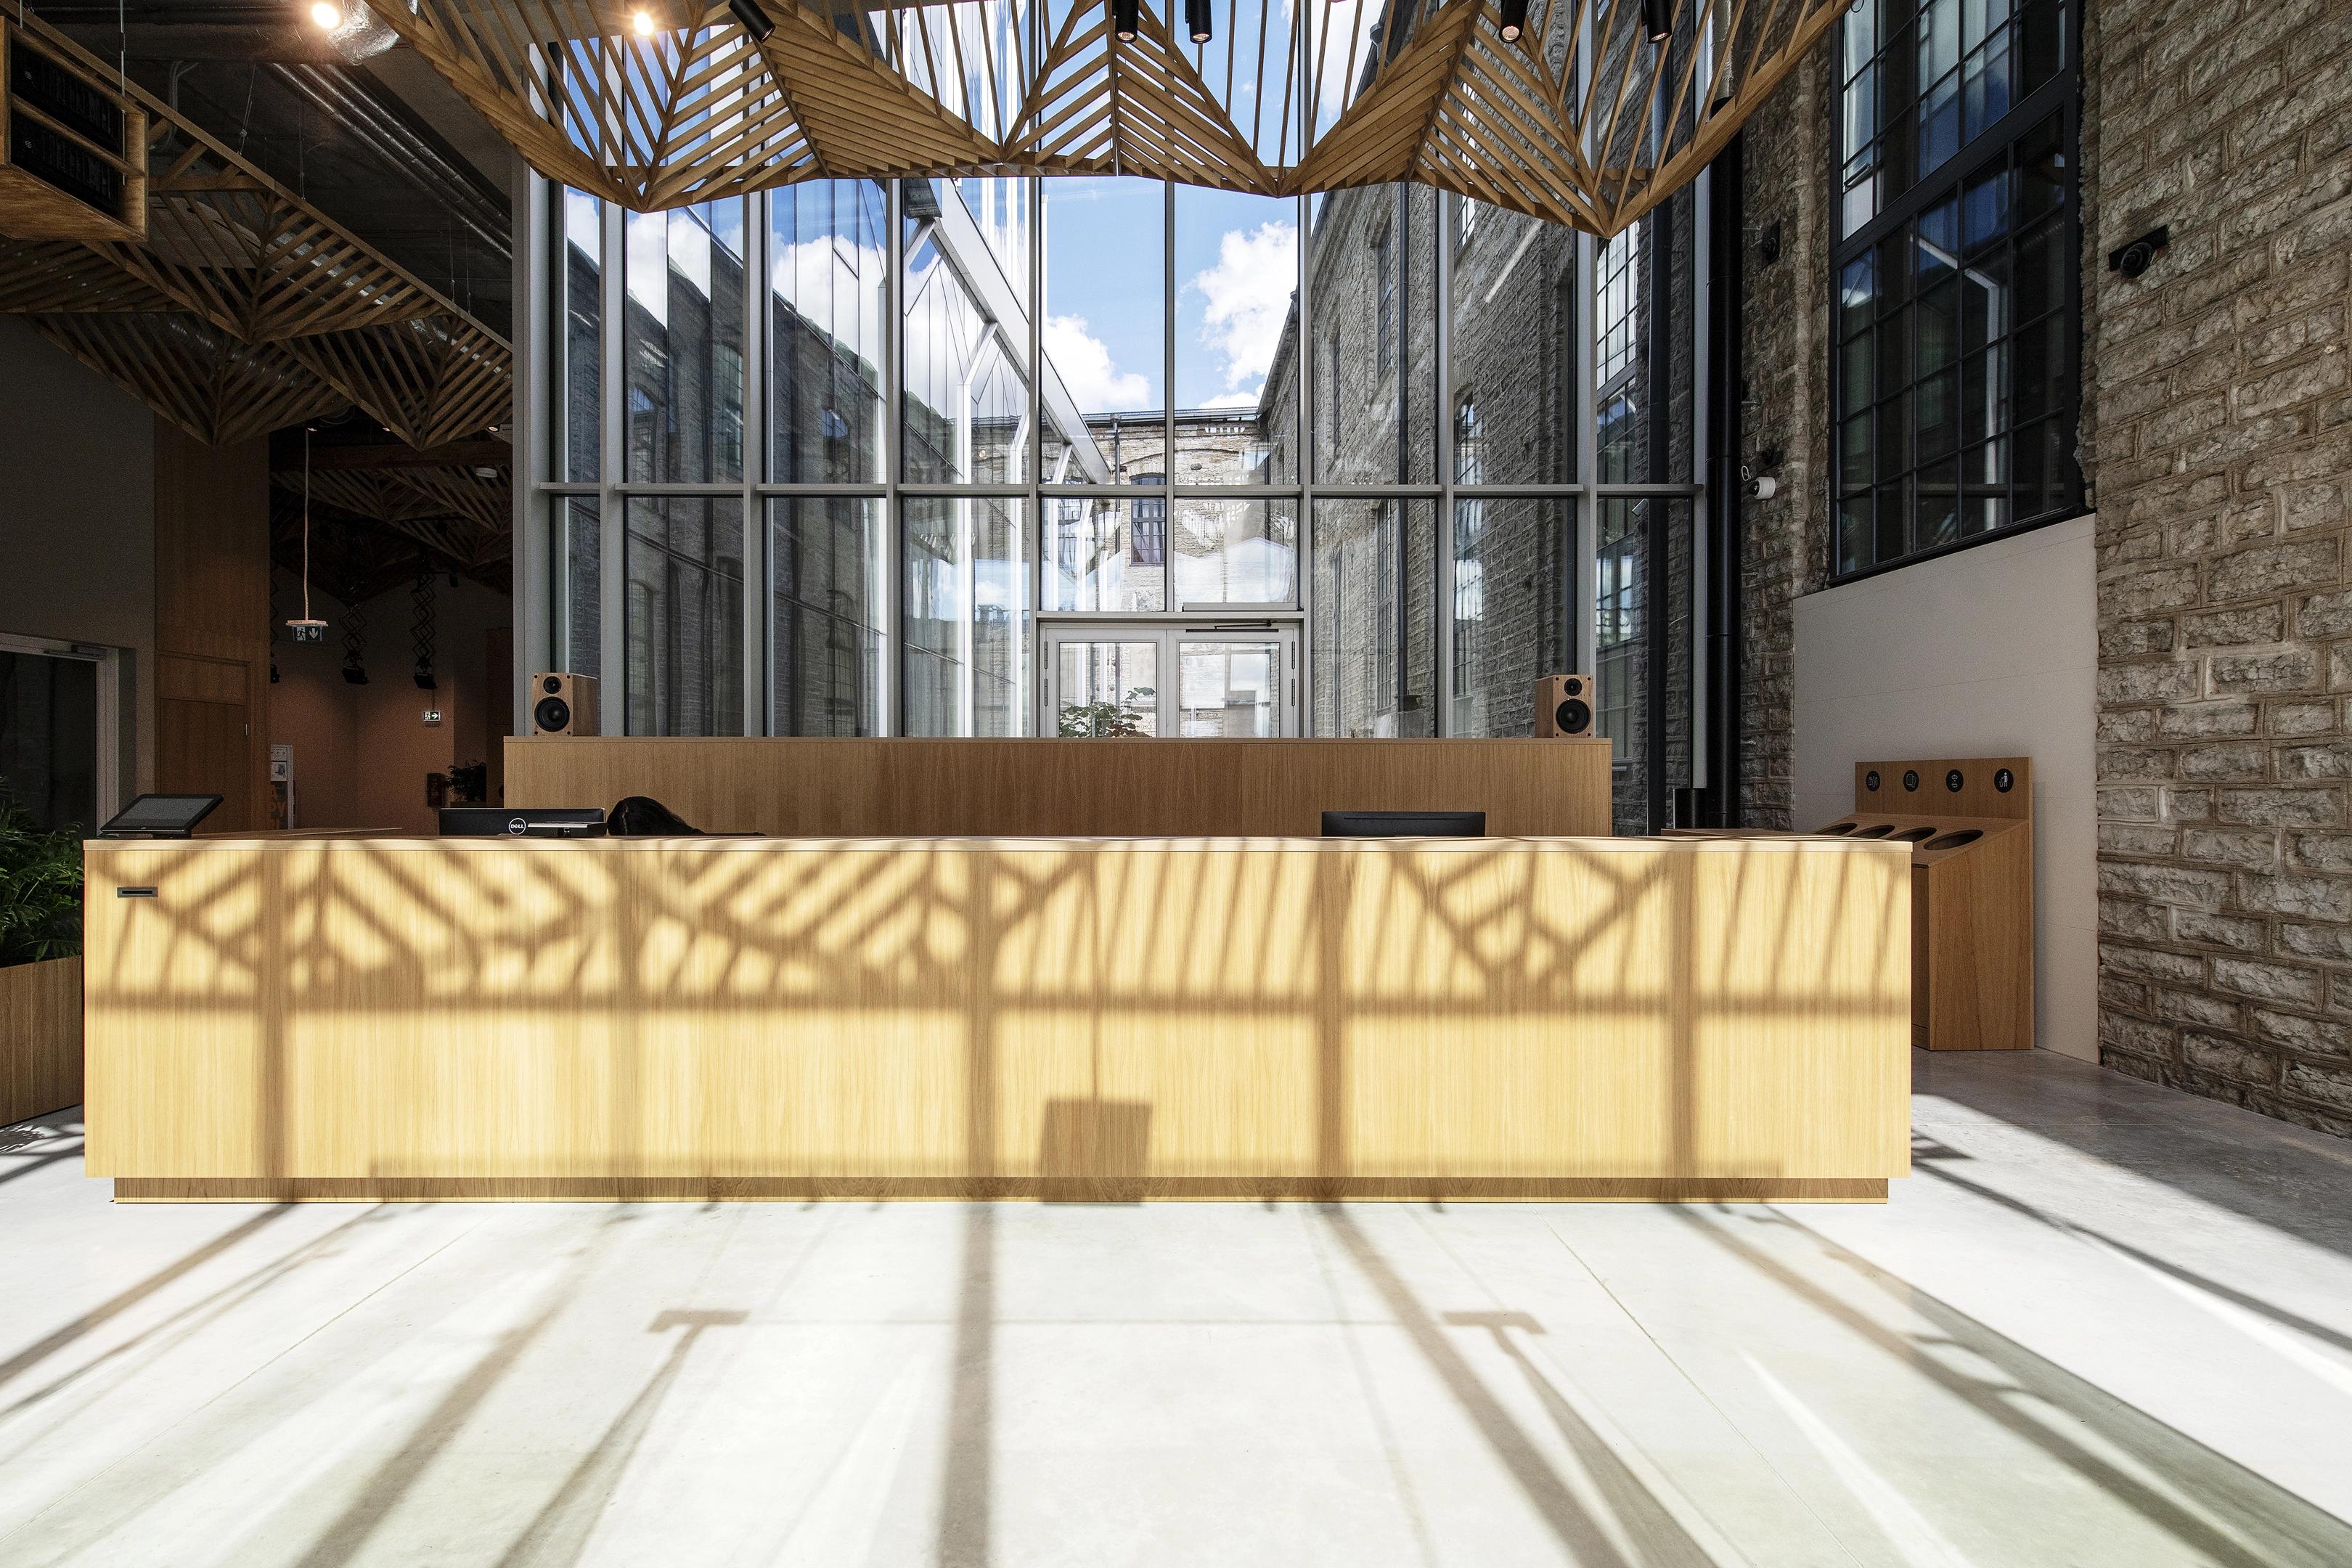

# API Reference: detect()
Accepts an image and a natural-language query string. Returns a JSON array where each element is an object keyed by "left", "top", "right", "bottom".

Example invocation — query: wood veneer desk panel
[
  {"left": 505, "top": 737, "right": 1615, "bottom": 838},
  {"left": 83, "top": 834, "right": 1911, "bottom": 1202}
]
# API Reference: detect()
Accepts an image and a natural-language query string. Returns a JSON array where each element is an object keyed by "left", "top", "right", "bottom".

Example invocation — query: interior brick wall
[
  {"left": 2085, "top": 0, "right": 2352, "bottom": 1134},
  {"left": 1731, "top": 0, "right": 2352, "bottom": 1135}
]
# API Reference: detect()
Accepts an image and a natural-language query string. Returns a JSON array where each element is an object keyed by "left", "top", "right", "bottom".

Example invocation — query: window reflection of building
[{"left": 543, "top": 117, "right": 1699, "bottom": 807}]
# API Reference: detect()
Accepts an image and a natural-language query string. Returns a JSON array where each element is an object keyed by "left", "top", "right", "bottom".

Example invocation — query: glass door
[{"left": 1042, "top": 625, "right": 1299, "bottom": 737}]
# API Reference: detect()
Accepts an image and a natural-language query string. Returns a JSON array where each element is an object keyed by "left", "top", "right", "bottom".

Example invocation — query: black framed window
[{"left": 1832, "top": 0, "right": 2080, "bottom": 579}]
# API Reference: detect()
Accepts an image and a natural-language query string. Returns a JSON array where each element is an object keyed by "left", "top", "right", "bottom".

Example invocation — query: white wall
[
  {"left": 0, "top": 319, "right": 157, "bottom": 797},
  {"left": 1794, "top": 515, "right": 2096, "bottom": 1061}
]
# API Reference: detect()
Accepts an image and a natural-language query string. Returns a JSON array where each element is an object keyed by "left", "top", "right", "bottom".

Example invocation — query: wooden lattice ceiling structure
[
  {"left": 365, "top": 0, "right": 1843, "bottom": 233},
  {"left": 0, "top": 10, "right": 513, "bottom": 575}
]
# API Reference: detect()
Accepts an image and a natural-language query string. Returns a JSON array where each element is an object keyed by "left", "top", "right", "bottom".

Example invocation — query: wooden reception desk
[{"left": 83, "top": 832, "right": 1912, "bottom": 1202}]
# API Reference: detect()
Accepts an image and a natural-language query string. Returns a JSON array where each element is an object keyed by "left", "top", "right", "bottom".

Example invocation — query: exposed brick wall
[
  {"left": 2088, "top": 0, "right": 2352, "bottom": 1134},
  {"left": 1733, "top": 42, "right": 1836, "bottom": 832},
  {"left": 1728, "top": 0, "right": 2352, "bottom": 1135}
]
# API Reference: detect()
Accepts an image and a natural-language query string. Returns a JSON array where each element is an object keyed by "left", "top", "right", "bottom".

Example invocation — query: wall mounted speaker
[
  {"left": 531, "top": 672, "right": 599, "bottom": 737},
  {"left": 1533, "top": 674, "right": 1596, "bottom": 738}
]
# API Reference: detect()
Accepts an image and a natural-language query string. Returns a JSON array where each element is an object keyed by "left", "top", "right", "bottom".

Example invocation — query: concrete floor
[{"left": 4, "top": 1053, "right": 2351, "bottom": 1567}]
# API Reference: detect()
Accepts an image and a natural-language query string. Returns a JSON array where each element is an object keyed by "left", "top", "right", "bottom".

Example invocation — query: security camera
[
  {"left": 1747, "top": 475, "right": 1779, "bottom": 500},
  {"left": 2107, "top": 225, "right": 2170, "bottom": 279}
]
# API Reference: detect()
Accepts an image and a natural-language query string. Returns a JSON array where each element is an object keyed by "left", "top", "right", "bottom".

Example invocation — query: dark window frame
[{"left": 1827, "top": 0, "right": 2085, "bottom": 585}]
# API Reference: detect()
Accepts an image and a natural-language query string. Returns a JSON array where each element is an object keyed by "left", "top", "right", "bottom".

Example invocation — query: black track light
[
  {"left": 1185, "top": 0, "right": 1212, "bottom": 43},
  {"left": 1642, "top": 0, "right": 1671, "bottom": 41},
  {"left": 1111, "top": 0, "right": 1140, "bottom": 41},
  {"left": 1496, "top": 0, "right": 1527, "bottom": 42},
  {"left": 727, "top": 0, "right": 774, "bottom": 42}
]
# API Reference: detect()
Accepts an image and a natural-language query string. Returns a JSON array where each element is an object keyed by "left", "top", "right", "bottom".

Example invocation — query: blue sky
[{"left": 1043, "top": 179, "right": 1297, "bottom": 413}]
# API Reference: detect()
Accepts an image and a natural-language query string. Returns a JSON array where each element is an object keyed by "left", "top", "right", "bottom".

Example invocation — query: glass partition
[{"left": 536, "top": 158, "right": 1710, "bottom": 825}]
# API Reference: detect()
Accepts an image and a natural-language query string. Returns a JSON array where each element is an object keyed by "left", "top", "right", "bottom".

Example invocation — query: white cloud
[
  {"left": 1043, "top": 314, "right": 1151, "bottom": 411},
  {"left": 1201, "top": 389, "right": 1264, "bottom": 409},
  {"left": 1188, "top": 219, "right": 1297, "bottom": 402}
]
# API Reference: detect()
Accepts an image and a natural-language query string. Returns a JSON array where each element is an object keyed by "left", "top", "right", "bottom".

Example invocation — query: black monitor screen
[
  {"left": 1320, "top": 810, "right": 1487, "bottom": 838},
  {"left": 99, "top": 793, "right": 221, "bottom": 837}
]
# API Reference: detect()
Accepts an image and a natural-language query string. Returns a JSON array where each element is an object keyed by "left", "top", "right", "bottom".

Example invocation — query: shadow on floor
[
  {"left": 1914, "top": 1051, "right": 2352, "bottom": 1259},
  {"left": 1681, "top": 1203, "right": 2352, "bottom": 1568}
]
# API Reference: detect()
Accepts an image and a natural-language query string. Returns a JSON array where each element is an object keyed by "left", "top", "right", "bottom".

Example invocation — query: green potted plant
[
  {"left": 0, "top": 785, "right": 85, "bottom": 1123},
  {"left": 1058, "top": 687, "right": 1156, "bottom": 738}
]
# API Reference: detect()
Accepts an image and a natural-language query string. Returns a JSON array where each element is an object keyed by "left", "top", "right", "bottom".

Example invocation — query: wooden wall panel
[
  {"left": 152, "top": 420, "right": 269, "bottom": 830},
  {"left": 83, "top": 834, "right": 1912, "bottom": 1200},
  {"left": 505, "top": 737, "right": 1616, "bottom": 840},
  {"left": 0, "top": 955, "right": 81, "bottom": 1124}
]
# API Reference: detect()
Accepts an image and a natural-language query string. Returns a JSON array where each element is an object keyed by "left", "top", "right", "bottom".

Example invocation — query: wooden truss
[
  {"left": 0, "top": 12, "right": 512, "bottom": 462},
  {"left": 33, "top": 313, "right": 351, "bottom": 447},
  {"left": 277, "top": 465, "right": 515, "bottom": 575},
  {"left": 366, "top": 0, "right": 1846, "bottom": 234}
]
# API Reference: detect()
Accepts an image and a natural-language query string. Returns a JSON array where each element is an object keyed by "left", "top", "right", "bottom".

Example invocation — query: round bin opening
[
  {"left": 1853, "top": 824, "right": 1895, "bottom": 838},
  {"left": 1894, "top": 827, "right": 1935, "bottom": 842},
  {"left": 1818, "top": 822, "right": 1857, "bottom": 834},
  {"left": 1926, "top": 829, "right": 1983, "bottom": 852}
]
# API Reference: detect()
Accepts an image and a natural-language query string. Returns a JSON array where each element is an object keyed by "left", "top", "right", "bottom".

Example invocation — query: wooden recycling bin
[{"left": 1816, "top": 756, "right": 2033, "bottom": 1052}]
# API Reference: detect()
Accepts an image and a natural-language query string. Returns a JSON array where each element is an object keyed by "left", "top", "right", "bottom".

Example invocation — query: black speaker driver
[
  {"left": 534, "top": 695, "right": 572, "bottom": 733},
  {"left": 1556, "top": 698, "right": 1591, "bottom": 733},
  {"left": 542, "top": 674, "right": 563, "bottom": 695},
  {"left": 1562, "top": 676, "right": 1584, "bottom": 696}
]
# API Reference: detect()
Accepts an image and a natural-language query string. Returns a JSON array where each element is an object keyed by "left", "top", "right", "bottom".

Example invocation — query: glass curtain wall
[{"left": 532, "top": 10, "right": 1710, "bottom": 828}]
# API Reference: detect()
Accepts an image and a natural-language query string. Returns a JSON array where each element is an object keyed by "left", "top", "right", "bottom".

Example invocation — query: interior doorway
[{"left": 1042, "top": 624, "right": 1300, "bottom": 738}]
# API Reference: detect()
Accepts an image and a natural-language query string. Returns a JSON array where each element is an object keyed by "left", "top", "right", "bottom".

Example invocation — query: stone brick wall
[
  {"left": 2087, "top": 0, "right": 2352, "bottom": 1134},
  {"left": 1735, "top": 1, "right": 2352, "bottom": 1132},
  {"left": 1731, "top": 42, "right": 1836, "bottom": 832}
]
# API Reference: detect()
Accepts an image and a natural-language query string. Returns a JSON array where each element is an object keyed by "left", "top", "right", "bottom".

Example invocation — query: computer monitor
[
  {"left": 97, "top": 793, "right": 222, "bottom": 838},
  {"left": 1320, "top": 810, "right": 1487, "bottom": 838},
  {"left": 438, "top": 807, "right": 608, "bottom": 838}
]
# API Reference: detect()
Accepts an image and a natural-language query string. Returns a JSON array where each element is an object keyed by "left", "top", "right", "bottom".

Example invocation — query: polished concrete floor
[{"left": 4, "top": 1052, "right": 2351, "bottom": 1567}]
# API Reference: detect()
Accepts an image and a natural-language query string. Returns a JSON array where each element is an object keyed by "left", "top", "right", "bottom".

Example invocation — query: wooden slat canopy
[
  {"left": 366, "top": 0, "right": 1846, "bottom": 234},
  {"left": 0, "top": 11, "right": 512, "bottom": 576}
]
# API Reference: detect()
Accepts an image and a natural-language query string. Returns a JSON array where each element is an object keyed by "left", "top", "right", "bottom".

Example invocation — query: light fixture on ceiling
[
  {"left": 1496, "top": 0, "right": 1526, "bottom": 43},
  {"left": 631, "top": 8, "right": 658, "bottom": 36},
  {"left": 308, "top": 0, "right": 342, "bottom": 28},
  {"left": 1185, "top": 0, "right": 1212, "bottom": 43},
  {"left": 1643, "top": 0, "right": 1672, "bottom": 41},
  {"left": 285, "top": 427, "right": 329, "bottom": 647},
  {"left": 1112, "top": 0, "right": 1140, "bottom": 43},
  {"left": 727, "top": 0, "right": 775, "bottom": 41}
]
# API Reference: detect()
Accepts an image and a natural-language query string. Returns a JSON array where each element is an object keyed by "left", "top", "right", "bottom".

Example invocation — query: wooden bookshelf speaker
[
  {"left": 1816, "top": 756, "right": 2034, "bottom": 1052},
  {"left": 530, "top": 672, "right": 599, "bottom": 737},
  {"left": 1534, "top": 674, "right": 1596, "bottom": 738}
]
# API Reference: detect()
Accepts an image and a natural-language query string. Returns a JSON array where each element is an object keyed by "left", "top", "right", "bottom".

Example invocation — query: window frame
[{"left": 1826, "top": 0, "right": 2086, "bottom": 585}]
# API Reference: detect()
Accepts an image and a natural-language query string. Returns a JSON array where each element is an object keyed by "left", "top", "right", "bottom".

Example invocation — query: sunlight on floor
[{"left": 4, "top": 1053, "right": 2351, "bottom": 1567}]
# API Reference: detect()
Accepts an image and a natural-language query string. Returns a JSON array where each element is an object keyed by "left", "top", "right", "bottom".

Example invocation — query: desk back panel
[{"left": 505, "top": 737, "right": 1615, "bottom": 839}]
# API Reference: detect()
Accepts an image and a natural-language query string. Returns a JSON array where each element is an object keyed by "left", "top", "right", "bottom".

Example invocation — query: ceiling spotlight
[
  {"left": 309, "top": 0, "right": 342, "bottom": 28},
  {"left": 1112, "top": 0, "right": 1140, "bottom": 42},
  {"left": 1495, "top": 0, "right": 1526, "bottom": 42},
  {"left": 726, "top": 0, "right": 775, "bottom": 41},
  {"left": 1643, "top": 0, "right": 1671, "bottom": 41},
  {"left": 631, "top": 8, "right": 657, "bottom": 36},
  {"left": 1185, "top": 0, "right": 1211, "bottom": 42}
]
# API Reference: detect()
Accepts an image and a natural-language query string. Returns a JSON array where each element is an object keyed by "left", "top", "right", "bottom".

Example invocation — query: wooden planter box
[{"left": 1, "top": 955, "right": 82, "bottom": 1125}]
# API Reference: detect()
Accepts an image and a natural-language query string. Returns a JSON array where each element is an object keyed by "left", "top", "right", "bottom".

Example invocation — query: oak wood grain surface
[{"left": 83, "top": 833, "right": 1911, "bottom": 1200}]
